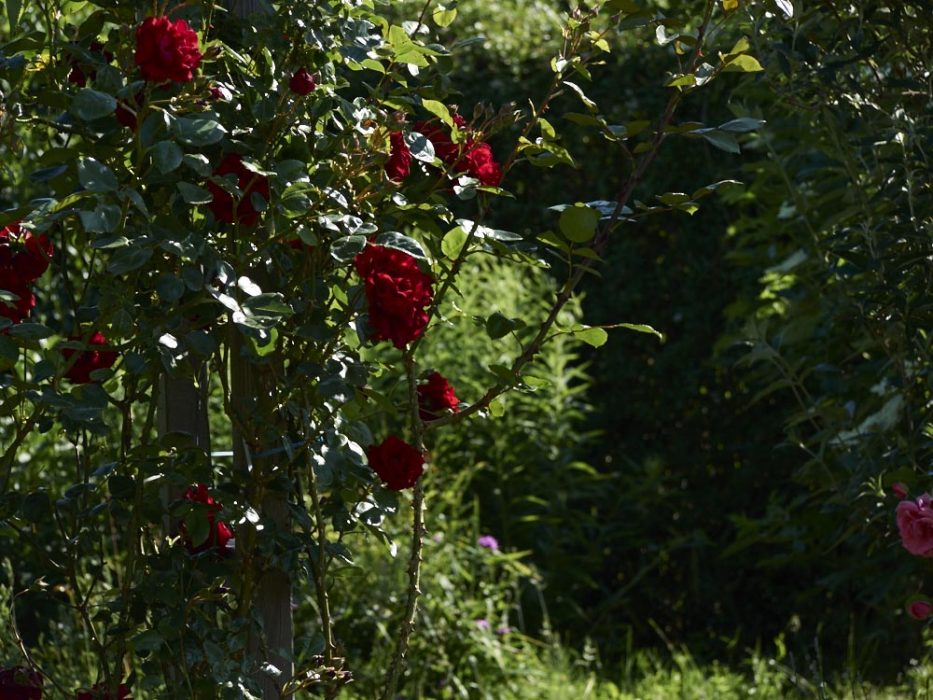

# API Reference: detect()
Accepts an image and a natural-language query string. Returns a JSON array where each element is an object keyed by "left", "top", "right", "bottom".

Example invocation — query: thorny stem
[
  {"left": 428, "top": 0, "right": 719, "bottom": 432},
  {"left": 381, "top": 354, "right": 426, "bottom": 700}
]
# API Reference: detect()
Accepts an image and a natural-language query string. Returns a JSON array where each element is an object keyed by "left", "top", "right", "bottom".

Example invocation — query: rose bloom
[
  {"left": 289, "top": 67, "right": 316, "bottom": 95},
  {"left": 354, "top": 245, "right": 433, "bottom": 349},
  {"left": 75, "top": 682, "right": 131, "bottom": 700},
  {"left": 415, "top": 114, "right": 467, "bottom": 165},
  {"left": 206, "top": 154, "right": 270, "bottom": 227},
  {"left": 135, "top": 16, "right": 202, "bottom": 83},
  {"left": 1, "top": 221, "right": 54, "bottom": 283},
  {"left": 0, "top": 666, "right": 42, "bottom": 700},
  {"left": 462, "top": 142, "right": 502, "bottom": 187},
  {"left": 909, "top": 600, "right": 933, "bottom": 621},
  {"left": 417, "top": 371, "right": 459, "bottom": 421},
  {"left": 62, "top": 332, "right": 118, "bottom": 384},
  {"left": 385, "top": 131, "right": 412, "bottom": 182},
  {"left": 367, "top": 435, "right": 425, "bottom": 491},
  {"left": 183, "top": 483, "right": 234, "bottom": 555},
  {"left": 896, "top": 493, "right": 933, "bottom": 557}
]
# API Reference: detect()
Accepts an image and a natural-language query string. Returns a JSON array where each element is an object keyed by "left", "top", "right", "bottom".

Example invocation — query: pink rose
[
  {"left": 896, "top": 493, "right": 933, "bottom": 557},
  {"left": 892, "top": 482, "right": 908, "bottom": 499},
  {"left": 909, "top": 600, "right": 933, "bottom": 620}
]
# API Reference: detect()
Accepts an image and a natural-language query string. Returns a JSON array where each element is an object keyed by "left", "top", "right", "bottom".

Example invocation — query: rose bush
[{"left": 0, "top": 0, "right": 754, "bottom": 695}]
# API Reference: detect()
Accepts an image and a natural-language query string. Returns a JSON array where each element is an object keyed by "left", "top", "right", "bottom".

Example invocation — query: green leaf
[
  {"left": 173, "top": 116, "right": 226, "bottom": 146},
  {"left": 131, "top": 629, "right": 164, "bottom": 653},
  {"left": 187, "top": 507, "right": 210, "bottom": 548},
  {"left": 106, "top": 246, "right": 152, "bottom": 275},
  {"left": 421, "top": 99, "right": 452, "bottom": 126},
  {"left": 177, "top": 182, "right": 213, "bottom": 204},
  {"left": 8, "top": 323, "right": 53, "bottom": 340},
  {"left": 698, "top": 130, "right": 741, "bottom": 154},
  {"left": 375, "top": 231, "right": 427, "bottom": 260},
  {"left": 486, "top": 311, "right": 524, "bottom": 340},
  {"left": 559, "top": 204, "right": 600, "bottom": 243},
  {"left": 574, "top": 326, "right": 608, "bottom": 347},
  {"left": 432, "top": 5, "right": 457, "bottom": 27},
  {"left": 156, "top": 273, "right": 185, "bottom": 303},
  {"left": 563, "top": 81, "right": 598, "bottom": 112},
  {"left": 7, "top": 0, "right": 22, "bottom": 26},
  {"left": 331, "top": 235, "right": 366, "bottom": 262},
  {"left": 71, "top": 88, "right": 117, "bottom": 121},
  {"left": 77, "top": 157, "right": 118, "bottom": 192},
  {"left": 618, "top": 322, "right": 665, "bottom": 341},
  {"left": 151, "top": 141, "right": 184, "bottom": 174},
  {"left": 666, "top": 73, "right": 696, "bottom": 88},
  {"left": 441, "top": 227, "right": 468, "bottom": 260},
  {"left": 717, "top": 117, "right": 765, "bottom": 133},
  {"left": 79, "top": 204, "right": 121, "bottom": 233},
  {"left": 723, "top": 54, "right": 764, "bottom": 73}
]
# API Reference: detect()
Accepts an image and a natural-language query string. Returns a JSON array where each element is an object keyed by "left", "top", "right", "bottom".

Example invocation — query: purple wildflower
[{"left": 477, "top": 535, "right": 499, "bottom": 552}]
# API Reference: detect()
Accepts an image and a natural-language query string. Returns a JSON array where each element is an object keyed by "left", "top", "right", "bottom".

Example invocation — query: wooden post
[
  {"left": 224, "top": 4, "right": 292, "bottom": 695},
  {"left": 230, "top": 330, "right": 293, "bottom": 698}
]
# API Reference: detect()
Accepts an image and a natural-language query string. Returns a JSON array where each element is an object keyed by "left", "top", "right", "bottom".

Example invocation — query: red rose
[
  {"left": 182, "top": 483, "right": 234, "bottom": 555},
  {"left": 62, "top": 332, "right": 118, "bottom": 384},
  {"left": 75, "top": 682, "right": 130, "bottom": 700},
  {"left": 289, "top": 67, "right": 317, "bottom": 96},
  {"left": 414, "top": 114, "right": 467, "bottom": 165},
  {"left": 367, "top": 435, "right": 425, "bottom": 491},
  {"left": 1, "top": 221, "right": 53, "bottom": 284},
  {"left": 206, "top": 154, "right": 270, "bottom": 227},
  {"left": 417, "top": 371, "right": 460, "bottom": 421},
  {"left": 134, "top": 16, "right": 202, "bottom": 83},
  {"left": 354, "top": 245, "right": 433, "bottom": 349},
  {"left": 0, "top": 666, "right": 42, "bottom": 700},
  {"left": 385, "top": 131, "right": 412, "bottom": 182},
  {"left": 462, "top": 142, "right": 502, "bottom": 187}
]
